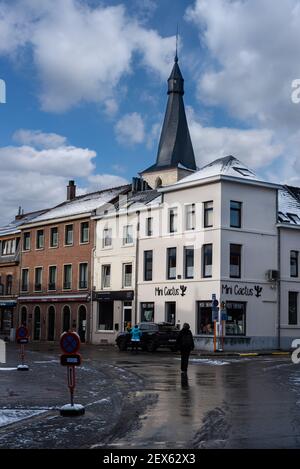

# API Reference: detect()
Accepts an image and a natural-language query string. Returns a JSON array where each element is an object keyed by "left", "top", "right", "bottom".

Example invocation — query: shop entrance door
[
  {"left": 33, "top": 307, "right": 41, "bottom": 340},
  {"left": 123, "top": 301, "right": 132, "bottom": 331},
  {"left": 78, "top": 305, "right": 87, "bottom": 342}
]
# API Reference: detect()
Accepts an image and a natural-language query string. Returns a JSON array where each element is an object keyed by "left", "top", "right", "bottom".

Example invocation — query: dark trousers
[
  {"left": 181, "top": 349, "right": 191, "bottom": 372},
  {"left": 131, "top": 340, "right": 140, "bottom": 352}
]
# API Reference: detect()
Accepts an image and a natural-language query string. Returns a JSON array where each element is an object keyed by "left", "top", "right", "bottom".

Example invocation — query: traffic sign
[
  {"left": 17, "top": 338, "right": 29, "bottom": 345},
  {"left": 16, "top": 326, "right": 29, "bottom": 340},
  {"left": 60, "top": 332, "right": 80, "bottom": 354},
  {"left": 61, "top": 354, "right": 81, "bottom": 367}
]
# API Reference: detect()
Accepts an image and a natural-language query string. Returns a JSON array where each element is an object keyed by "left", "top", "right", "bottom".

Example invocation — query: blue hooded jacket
[{"left": 131, "top": 325, "right": 142, "bottom": 341}]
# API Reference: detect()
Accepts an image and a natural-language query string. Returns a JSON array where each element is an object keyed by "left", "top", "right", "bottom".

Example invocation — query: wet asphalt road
[{"left": 1, "top": 344, "right": 300, "bottom": 448}]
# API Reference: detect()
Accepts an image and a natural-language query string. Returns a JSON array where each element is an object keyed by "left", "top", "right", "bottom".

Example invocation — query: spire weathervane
[{"left": 175, "top": 24, "right": 179, "bottom": 63}]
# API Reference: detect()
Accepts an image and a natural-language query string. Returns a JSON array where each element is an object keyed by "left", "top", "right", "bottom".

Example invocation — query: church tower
[{"left": 140, "top": 54, "right": 197, "bottom": 188}]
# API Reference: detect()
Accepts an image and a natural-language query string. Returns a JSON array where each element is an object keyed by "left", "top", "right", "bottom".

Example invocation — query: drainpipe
[
  {"left": 89, "top": 219, "right": 96, "bottom": 344},
  {"left": 134, "top": 211, "right": 140, "bottom": 325},
  {"left": 277, "top": 225, "right": 281, "bottom": 350}
]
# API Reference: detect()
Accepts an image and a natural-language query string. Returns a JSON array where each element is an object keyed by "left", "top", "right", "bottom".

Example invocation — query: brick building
[
  {"left": 17, "top": 181, "right": 130, "bottom": 342},
  {"left": 0, "top": 209, "right": 47, "bottom": 339}
]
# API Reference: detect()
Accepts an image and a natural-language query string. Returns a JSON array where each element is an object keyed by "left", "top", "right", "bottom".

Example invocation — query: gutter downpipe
[
  {"left": 276, "top": 188, "right": 281, "bottom": 350},
  {"left": 134, "top": 211, "right": 140, "bottom": 325},
  {"left": 90, "top": 217, "right": 96, "bottom": 344}
]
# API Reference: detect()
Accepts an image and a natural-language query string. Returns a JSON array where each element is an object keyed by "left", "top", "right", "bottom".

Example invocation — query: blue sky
[{"left": 1, "top": 0, "right": 300, "bottom": 223}]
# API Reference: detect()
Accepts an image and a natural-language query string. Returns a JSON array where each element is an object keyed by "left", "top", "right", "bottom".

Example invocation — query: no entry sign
[
  {"left": 16, "top": 326, "right": 29, "bottom": 344},
  {"left": 60, "top": 332, "right": 80, "bottom": 354}
]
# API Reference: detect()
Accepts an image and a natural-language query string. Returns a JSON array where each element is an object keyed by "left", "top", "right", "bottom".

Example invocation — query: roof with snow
[
  {"left": 171, "top": 155, "right": 260, "bottom": 187},
  {"left": 0, "top": 209, "right": 49, "bottom": 237},
  {"left": 95, "top": 189, "right": 161, "bottom": 217},
  {"left": 23, "top": 185, "right": 131, "bottom": 225},
  {"left": 278, "top": 186, "right": 300, "bottom": 226}
]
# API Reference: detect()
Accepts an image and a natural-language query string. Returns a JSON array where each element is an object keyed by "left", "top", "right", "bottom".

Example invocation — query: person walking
[
  {"left": 176, "top": 323, "right": 194, "bottom": 374},
  {"left": 130, "top": 324, "right": 142, "bottom": 353}
]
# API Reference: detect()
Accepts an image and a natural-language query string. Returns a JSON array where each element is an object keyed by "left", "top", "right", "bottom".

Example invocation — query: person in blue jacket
[{"left": 131, "top": 324, "right": 142, "bottom": 353}]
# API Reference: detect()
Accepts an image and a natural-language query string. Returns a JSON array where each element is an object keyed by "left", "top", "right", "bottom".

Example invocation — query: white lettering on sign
[{"left": 0, "top": 79, "right": 6, "bottom": 104}]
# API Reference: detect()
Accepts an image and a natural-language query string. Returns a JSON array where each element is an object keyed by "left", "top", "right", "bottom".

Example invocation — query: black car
[{"left": 116, "top": 322, "right": 180, "bottom": 352}]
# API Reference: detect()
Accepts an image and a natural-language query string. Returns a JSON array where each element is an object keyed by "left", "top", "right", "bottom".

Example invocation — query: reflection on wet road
[{"left": 106, "top": 352, "right": 300, "bottom": 449}]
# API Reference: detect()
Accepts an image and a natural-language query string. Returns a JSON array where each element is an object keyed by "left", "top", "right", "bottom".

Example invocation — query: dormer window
[{"left": 233, "top": 167, "right": 254, "bottom": 177}]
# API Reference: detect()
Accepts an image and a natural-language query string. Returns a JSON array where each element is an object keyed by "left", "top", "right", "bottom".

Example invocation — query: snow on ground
[
  {"left": 174, "top": 358, "right": 229, "bottom": 366},
  {"left": 0, "top": 368, "right": 17, "bottom": 371},
  {"left": 0, "top": 409, "right": 46, "bottom": 428}
]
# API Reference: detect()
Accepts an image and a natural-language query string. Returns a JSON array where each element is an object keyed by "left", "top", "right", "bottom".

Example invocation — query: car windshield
[
  {"left": 158, "top": 324, "right": 178, "bottom": 332},
  {"left": 139, "top": 323, "right": 158, "bottom": 331}
]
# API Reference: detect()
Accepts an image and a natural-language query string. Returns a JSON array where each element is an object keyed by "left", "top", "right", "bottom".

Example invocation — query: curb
[{"left": 191, "top": 351, "right": 291, "bottom": 358}]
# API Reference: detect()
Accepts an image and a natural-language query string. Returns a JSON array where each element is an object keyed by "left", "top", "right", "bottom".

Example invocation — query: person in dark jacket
[{"left": 176, "top": 323, "right": 194, "bottom": 374}]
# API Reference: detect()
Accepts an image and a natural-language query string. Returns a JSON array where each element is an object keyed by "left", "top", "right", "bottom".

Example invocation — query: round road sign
[
  {"left": 60, "top": 332, "right": 80, "bottom": 354},
  {"left": 16, "top": 326, "right": 29, "bottom": 340}
]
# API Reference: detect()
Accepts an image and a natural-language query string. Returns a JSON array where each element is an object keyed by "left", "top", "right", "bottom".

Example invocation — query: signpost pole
[
  {"left": 60, "top": 331, "right": 84, "bottom": 417},
  {"left": 16, "top": 326, "right": 29, "bottom": 371}
]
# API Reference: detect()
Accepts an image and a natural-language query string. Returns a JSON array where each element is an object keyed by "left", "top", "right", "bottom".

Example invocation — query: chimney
[
  {"left": 67, "top": 180, "right": 76, "bottom": 201},
  {"left": 15, "top": 206, "right": 23, "bottom": 220}
]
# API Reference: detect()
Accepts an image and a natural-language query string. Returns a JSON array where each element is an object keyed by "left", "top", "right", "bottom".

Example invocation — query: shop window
[
  {"left": 98, "top": 300, "right": 113, "bottom": 330},
  {"left": 141, "top": 302, "right": 154, "bottom": 322},
  {"left": 197, "top": 302, "right": 213, "bottom": 335},
  {"left": 165, "top": 302, "right": 176, "bottom": 325},
  {"left": 289, "top": 291, "right": 298, "bottom": 325},
  {"left": 225, "top": 302, "right": 246, "bottom": 336}
]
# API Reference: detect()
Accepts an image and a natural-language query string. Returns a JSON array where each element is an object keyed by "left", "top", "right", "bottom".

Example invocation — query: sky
[{"left": 1, "top": 0, "right": 300, "bottom": 224}]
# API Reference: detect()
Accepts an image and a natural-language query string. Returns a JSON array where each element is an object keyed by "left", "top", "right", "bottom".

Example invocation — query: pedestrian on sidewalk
[
  {"left": 131, "top": 324, "right": 142, "bottom": 353},
  {"left": 176, "top": 323, "right": 194, "bottom": 374}
]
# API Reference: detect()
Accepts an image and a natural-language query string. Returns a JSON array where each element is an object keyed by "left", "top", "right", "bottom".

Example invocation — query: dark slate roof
[
  {"left": 0, "top": 209, "right": 49, "bottom": 237},
  {"left": 142, "top": 58, "right": 196, "bottom": 174},
  {"left": 111, "top": 189, "right": 160, "bottom": 212}
]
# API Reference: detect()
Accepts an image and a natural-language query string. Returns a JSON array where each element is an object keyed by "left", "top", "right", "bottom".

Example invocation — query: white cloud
[
  {"left": 13, "top": 129, "right": 67, "bottom": 148},
  {"left": 115, "top": 112, "right": 145, "bottom": 145},
  {"left": 0, "top": 128, "right": 128, "bottom": 225},
  {"left": 0, "top": 0, "right": 175, "bottom": 112},
  {"left": 186, "top": 0, "right": 300, "bottom": 130},
  {"left": 187, "top": 107, "right": 283, "bottom": 169},
  {"left": 87, "top": 174, "right": 128, "bottom": 192}
]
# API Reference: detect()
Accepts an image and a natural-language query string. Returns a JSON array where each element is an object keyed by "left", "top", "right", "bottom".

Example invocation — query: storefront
[
  {"left": 0, "top": 300, "right": 17, "bottom": 339},
  {"left": 92, "top": 290, "right": 134, "bottom": 344}
]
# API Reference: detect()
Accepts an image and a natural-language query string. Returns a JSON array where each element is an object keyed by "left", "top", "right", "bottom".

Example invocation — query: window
[
  {"left": 102, "top": 265, "right": 111, "bottom": 288},
  {"left": 144, "top": 250, "right": 153, "bottom": 281},
  {"left": 98, "top": 300, "right": 113, "bottom": 330},
  {"left": 185, "top": 204, "right": 195, "bottom": 230},
  {"left": 165, "top": 302, "right": 176, "bottom": 325},
  {"left": 65, "top": 224, "right": 73, "bottom": 245},
  {"left": 167, "top": 247, "right": 177, "bottom": 280},
  {"left": 203, "top": 244, "right": 213, "bottom": 278},
  {"left": 2, "top": 239, "right": 16, "bottom": 255},
  {"left": 123, "top": 225, "right": 133, "bottom": 245},
  {"left": 0, "top": 277, "right": 3, "bottom": 295},
  {"left": 230, "top": 201, "right": 242, "bottom": 228},
  {"left": 48, "top": 266, "right": 57, "bottom": 291},
  {"left": 146, "top": 217, "right": 153, "bottom": 236},
  {"left": 79, "top": 263, "right": 88, "bottom": 289},
  {"left": 21, "top": 269, "right": 29, "bottom": 292},
  {"left": 34, "top": 268, "right": 42, "bottom": 291},
  {"left": 123, "top": 263, "right": 132, "bottom": 287},
  {"left": 197, "top": 301, "right": 214, "bottom": 335},
  {"left": 225, "top": 302, "right": 246, "bottom": 335},
  {"left": 290, "top": 251, "right": 298, "bottom": 278},
  {"left": 289, "top": 292, "right": 298, "bottom": 325},
  {"left": 230, "top": 244, "right": 242, "bottom": 278},
  {"left": 169, "top": 208, "right": 178, "bottom": 233},
  {"left": 23, "top": 232, "right": 30, "bottom": 251},
  {"left": 141, "top": 302, "right": 154, "bottom": 322},
  {"left": 103, "top": 228, "right": 112, "bottom": 248},
  {"left": 80, "top": 222, "right": 89, "bottom": 243},
  {"left": 204, "top": 201, "right": 213, "bottom": 228},
  {"left": 63, "top": 265, "right": 72, "bottom": 290},
  {"left": 6, "top": 275, "right": 12, "bottom": 295},
  {"left": 50, "top": 227, "right": 58, "bottom": 248},
  {"left": 36, "top": 230, "right": 44, "bottom": 249},
  {"left": 184, "top": 246, "right": 194, "bottom": 279}
]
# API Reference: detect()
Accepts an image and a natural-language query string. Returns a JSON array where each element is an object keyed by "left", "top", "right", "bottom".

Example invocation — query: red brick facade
[{"left": 18, "top": 217, "right": 94, "bottom": 342}]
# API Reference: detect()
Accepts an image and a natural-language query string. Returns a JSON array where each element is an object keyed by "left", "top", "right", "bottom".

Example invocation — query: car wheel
[
  {"left": 146, "top": 341, "right": 157, "bottom": 352},
  {"left": 118, "top": 340, "right": 127, "bottom": 351}
]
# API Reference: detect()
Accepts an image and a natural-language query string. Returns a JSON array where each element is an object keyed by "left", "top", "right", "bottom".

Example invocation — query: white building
[{"left": 91, "top": 56, "right": 300, "bottom": 351}]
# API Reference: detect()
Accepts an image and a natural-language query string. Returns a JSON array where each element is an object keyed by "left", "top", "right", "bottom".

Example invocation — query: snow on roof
[
  {"left": 172, "top": 155, "right": 260, "bottom": 186},
  {"left": 0, "top": 209, "right": 48, "bottom": 237},
  {"left": 278, "top": 186, "right": 300, "bottom": 226},
  {"left": 26, "top": 185, "right": 130, "bottom": 224}
]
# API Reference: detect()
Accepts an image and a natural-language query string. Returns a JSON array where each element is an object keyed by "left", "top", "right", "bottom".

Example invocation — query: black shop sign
[
  {"left": 222, "top": 284, "right": 263, "bottom": 298},
  {"left": 155, "top": 285, "right": 187, "bottom": 297}
]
